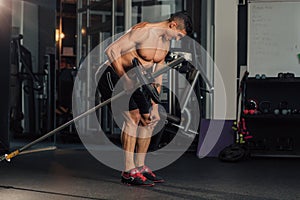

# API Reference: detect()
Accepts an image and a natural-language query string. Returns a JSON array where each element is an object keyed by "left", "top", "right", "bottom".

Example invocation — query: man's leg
[
  {"left": 120, "top": 110, "right": 155, "bottom": 186},
  {"left": 135, "top": 114, "right": 153, "bottom": 167},
  {"left": 135, "top": 113, "right": 165, "bottom": 183},
  {"left": 120, "top": 88, "right": 153, "bottom": 171},
  {"left": 121, "top": 109, "right": 140, "bottom": 171}
]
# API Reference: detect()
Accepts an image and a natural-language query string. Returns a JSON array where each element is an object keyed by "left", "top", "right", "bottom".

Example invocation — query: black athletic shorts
[{"left": 96, "top": 65, "right": 152, "bottom": 114}]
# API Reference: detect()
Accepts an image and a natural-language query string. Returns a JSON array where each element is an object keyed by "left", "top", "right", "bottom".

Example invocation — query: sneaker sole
[
  {"left": 121, "top": 181, "right": 155, "bottom": 187},
  {"left": 153, "top": 180, "right": 164, "bottom": 183}
]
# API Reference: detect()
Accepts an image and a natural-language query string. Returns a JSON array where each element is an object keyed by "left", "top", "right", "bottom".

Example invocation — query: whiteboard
[{"left": 248, "top": 1, "right": 300, "bottom": 76}]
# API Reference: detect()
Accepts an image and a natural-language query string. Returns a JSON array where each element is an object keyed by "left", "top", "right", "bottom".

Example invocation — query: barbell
[{"left": 0, "top": 56, "right": 185, "bottom": 162}]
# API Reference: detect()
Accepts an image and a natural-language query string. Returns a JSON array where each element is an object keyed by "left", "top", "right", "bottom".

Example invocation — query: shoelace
[
  {"left": 141, "top": 166, "right": 156, "bottom": 177},
  {"left": 130, "top": 169, "right": 147, "bottom": 181},
  {"left": 135, "top": 172, "right": 147, "bottom": 181}
]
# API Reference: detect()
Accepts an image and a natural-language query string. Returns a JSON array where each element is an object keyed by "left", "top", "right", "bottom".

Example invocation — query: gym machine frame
[
  {"left": 1, "top": 52, "right": 214, "bottom": 162},
  {"left": 1, "top": 57, "right": 185, "bottom": 162}
]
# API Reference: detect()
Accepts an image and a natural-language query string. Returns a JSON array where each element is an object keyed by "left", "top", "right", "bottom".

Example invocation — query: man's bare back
[{"left": 105, "top": 22, "right": 171, "bottom": 72}]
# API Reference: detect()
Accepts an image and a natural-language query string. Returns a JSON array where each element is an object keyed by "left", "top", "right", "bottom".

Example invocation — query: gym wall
[
  {"left": 12, "top": 0, "right": 56, "bottom": 72},
  {"left": 214, "top": 0, "right": 238, "bottom": 120},
  {"left": 0, "top": 0, "right": 12, "bottom": 152}
]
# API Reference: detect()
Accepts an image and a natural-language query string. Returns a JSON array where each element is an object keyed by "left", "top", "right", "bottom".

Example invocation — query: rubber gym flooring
[{"left": 0, "top": 143, "right": 300, "bottom": 200}]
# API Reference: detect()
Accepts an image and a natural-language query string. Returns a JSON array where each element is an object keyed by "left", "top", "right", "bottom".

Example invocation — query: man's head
[{"left": 168, "top": 11, "right": 193, "bottom": 39}]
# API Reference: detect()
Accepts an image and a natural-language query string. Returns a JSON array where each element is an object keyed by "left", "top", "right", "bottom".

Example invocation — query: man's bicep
[{"left": 106, "top": 34, "right": 136, "bottom": 56}]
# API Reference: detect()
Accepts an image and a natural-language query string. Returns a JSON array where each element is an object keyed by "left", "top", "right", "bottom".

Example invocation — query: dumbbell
[
  {"left": 259, "top": 101, "right": 271, "bottom": 114},
  {"left": 243, "top": 99, "right": 258, "bottom": 115},
  {"left": 243, "top": 109, "right": 257, "bottom": 115},
  {"left": 292, "top": 109, "right": 299, "bottom": 114},
  {"left": 255, "top": 74, "right": 266, "bottom": 79},
  {"left": 279, "top": 101, "right": 290, "bottom": 115},
  {"left": 281, "top": 109, "right": 290, "bottom": 115},
  {"left": 274, "top": 108, "right": 292, "bottom": 115},
  {"left": 274, "top": 109, "right": 280, "bottom": 115}
]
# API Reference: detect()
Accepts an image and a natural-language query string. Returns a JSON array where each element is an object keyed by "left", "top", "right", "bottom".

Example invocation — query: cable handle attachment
[
  {"left": 132, "top": 58, "right": 161, "bottom": 104},
  {"left": 3, "top": 150, "right": 20, "bottom": 162}
]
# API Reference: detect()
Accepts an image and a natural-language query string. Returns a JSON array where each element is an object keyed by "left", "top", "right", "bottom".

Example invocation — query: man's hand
[{"left": 140, "top": 104, "right": 160, "bottom": 128}]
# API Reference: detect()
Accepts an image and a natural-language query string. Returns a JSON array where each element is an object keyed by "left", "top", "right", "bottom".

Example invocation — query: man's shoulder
[
  {"left": 126, "top": 23, "right": 152, "bottom": 41},
  {"left": 131, "top": 22, "right": 149, "bottom": 30}
]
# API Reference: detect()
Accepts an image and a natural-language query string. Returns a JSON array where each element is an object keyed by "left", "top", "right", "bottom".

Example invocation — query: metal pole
[
  {"left": 76, "top": 0, "right": 83, "bottom": 67},
  {"left": 125, "top": 0, "right": 132, "bottom": 31},
  {"left": 112, "top": 0, "right": 115, "bottom": 40}
]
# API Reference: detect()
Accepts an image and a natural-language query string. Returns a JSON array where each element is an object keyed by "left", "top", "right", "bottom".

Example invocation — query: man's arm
[
  {"left": 152, "top": 59, "right": 165, "bottom": 95},
  {"left": 148, "top": 59, "right": 166, "bottom": 125},
  {"left": 105, "top": 28, "right": 149, "bottom": 91},
  {"left": 105, "top": 28, "right": 148, "bottom": 77},
  {"left": 105, "top": 35, "right": 132, "bottom": 77}
]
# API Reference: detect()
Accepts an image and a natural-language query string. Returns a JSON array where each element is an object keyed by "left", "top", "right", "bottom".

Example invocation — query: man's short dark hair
[{"left": 169, "top": 11, "right": 193, "bottom": 36}]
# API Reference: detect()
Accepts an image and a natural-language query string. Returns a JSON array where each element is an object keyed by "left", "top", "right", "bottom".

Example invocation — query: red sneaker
[
  {"left": 139, "top": 166, "right": 164, "bottom": 183},
  {"left": 121, "top": 168, "right": 154, "bottom": 186}
]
